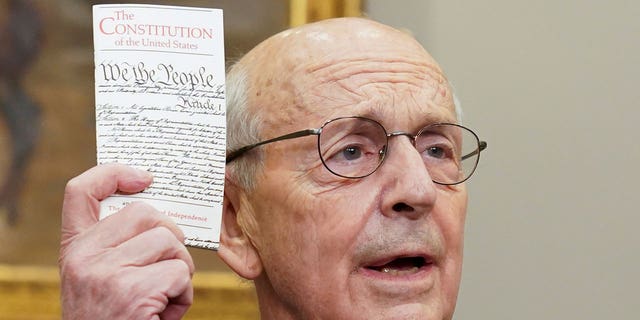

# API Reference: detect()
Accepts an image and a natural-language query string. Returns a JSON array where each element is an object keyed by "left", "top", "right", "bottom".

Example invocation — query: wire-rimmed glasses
[{"left": 226, "top": 116, "right": 487, "bottom": 185}]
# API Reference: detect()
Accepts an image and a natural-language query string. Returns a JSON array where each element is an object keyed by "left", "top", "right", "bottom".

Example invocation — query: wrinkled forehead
[{"left": 243, "top": 18, "right": 456, "bottom": 132}]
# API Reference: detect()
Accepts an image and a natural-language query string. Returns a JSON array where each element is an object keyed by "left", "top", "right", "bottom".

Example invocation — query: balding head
[
  {"left": 242, "top": 18, "right": 451, "bottom": 121},
  {"left": 221, "top": 17, "right": 470, "bottom": 320},
  {"left": 226, "top": 18, "right": 456, "bottom": 189}
]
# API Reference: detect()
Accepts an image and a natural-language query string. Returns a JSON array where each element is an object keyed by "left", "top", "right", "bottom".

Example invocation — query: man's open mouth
[{"left": 364, "top": 256, "right": 432, "bottom": 276}]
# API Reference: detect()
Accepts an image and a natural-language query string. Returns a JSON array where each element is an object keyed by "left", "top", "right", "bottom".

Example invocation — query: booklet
[{"left": 93, "top": 4, "right": 225, "bottom": 250}]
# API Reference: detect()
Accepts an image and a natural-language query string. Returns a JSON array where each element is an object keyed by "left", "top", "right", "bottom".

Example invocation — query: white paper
[{"left": 93, "top": 4, "right": 225, "bottom": 250}]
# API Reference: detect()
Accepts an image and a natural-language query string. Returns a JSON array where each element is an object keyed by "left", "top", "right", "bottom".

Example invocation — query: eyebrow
[
  {"left": 356, "top": 102, "right": 387, "bottom": 122},
  {"left": 354, "top": 102, "right": 456, "bottom": 130}
]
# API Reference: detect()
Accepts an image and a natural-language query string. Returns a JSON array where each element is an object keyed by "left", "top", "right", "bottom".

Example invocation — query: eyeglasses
[{"left": 226, "top": 116, "right": 487, "bottom": 185}]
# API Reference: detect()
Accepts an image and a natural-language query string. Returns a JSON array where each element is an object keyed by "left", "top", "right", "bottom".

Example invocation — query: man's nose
[{"left": 377, "top": 136, "right": 438, "bottom": 220}]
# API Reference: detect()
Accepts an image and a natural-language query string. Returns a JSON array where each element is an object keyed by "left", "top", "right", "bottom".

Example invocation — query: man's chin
[
  {"left": 344, "top": 267, "right": 452, "bottom": 320},
  {"left": 342, "top": 302, "right": 446, "bottom": 320}
]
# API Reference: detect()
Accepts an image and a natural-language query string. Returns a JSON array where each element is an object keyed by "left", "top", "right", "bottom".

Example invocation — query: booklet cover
[{"left": 93, "top": 4, "right": 225, "bottom": 250}]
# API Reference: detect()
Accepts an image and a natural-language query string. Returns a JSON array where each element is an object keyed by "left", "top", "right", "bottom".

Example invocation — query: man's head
[{"left": 219, "top": 17, "right": 472, "bottom": 319}]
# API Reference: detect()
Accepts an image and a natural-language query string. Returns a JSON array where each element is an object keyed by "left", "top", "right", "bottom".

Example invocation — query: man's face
[{"left": 240, "top": 20, "right": 467, "bottom": 320}]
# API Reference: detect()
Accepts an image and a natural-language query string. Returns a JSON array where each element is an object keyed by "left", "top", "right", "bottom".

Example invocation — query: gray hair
[
  {"left": 225, "top": 61, "right": 264, "bottom": 191},
  {"left": 451, "top": 84, "right": 463, "bottom": 124}
]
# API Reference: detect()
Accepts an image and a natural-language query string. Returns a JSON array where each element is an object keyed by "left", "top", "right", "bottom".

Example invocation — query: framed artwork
[{"left": 0, "top": 0, "right": 360, "bottom": 318}]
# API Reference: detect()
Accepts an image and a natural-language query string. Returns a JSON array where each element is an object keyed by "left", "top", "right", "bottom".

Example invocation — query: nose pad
[{"left": 378, "top": 145, "right": 387, "bottom": 161}]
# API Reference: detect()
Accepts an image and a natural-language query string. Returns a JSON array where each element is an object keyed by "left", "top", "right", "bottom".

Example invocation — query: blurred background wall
[{"left": 366, "top": 1, "right": 639, "bottom": 319}]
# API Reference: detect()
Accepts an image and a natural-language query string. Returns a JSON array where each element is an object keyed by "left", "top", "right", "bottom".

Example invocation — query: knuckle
[
  {"left": 63, "top": 177, "right": 85, "bottom": 199},
  {"left": 149, "top": 226, "right": 179, "bottom": 247},
  {"left": 176, "top": 252, "right": 195, "bottom": 275},
  {"left": 174, "top": 259, "right": 191, "bottom": 275},
  {"left": 154, "top": 225, "right": 175, "bottom": 239}
]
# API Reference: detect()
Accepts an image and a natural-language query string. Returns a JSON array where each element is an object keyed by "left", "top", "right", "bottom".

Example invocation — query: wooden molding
[
  {"left": 290, "top": 0, "right": 362, "bottom": 26},
  {"left": 0, "top": 264, "right": 258, "bottom": 319}
]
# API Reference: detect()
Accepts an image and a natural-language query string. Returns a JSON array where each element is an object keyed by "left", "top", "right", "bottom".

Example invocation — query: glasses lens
[
  {"left": 318, "top": 117, "right": 388, "bottom": 178},
  {"left": 415, "top": 124, "right": 481, "bottom": 185}
]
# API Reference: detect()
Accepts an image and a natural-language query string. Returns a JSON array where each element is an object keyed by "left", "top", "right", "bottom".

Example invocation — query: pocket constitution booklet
[{"left": 93, "top": 4, "right": 225, "bottom": 250}]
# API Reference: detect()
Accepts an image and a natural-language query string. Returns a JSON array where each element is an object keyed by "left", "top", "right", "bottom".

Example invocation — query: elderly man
[{"left": 59, "top": 17, "right": 485, "bottom": 319}]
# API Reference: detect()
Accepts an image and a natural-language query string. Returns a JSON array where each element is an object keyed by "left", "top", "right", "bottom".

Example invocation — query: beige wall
[{"left": 366, "top": 1, "right": 639, "bottom": 319}]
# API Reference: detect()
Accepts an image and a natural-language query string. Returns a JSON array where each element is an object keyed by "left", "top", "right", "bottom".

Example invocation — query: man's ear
[{"left": 217, "top": 175, "right": 263, "bottom": 280}]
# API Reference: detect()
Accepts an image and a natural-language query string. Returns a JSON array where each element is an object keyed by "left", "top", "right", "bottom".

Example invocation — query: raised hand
[{"left": 59, "top": 163, "right": 194, "bottom": 319}]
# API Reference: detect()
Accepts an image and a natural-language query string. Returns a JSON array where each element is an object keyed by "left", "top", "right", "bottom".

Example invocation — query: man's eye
[
  {"left": 342, "top": 146, "right": 362, "bottom": 160},
  {"left": 422, "top": 142, "right": 456, "bottom": 161},
  {"left": 427, "top": 146, "right": 446, "bottom": 159}
]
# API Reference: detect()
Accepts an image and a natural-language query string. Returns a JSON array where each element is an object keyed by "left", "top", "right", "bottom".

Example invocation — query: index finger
[{"left": 61, "top": 163, "right": 153, "bottom": 241}]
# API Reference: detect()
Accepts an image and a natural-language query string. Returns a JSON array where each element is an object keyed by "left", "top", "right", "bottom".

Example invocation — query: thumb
[{"left": 61, "top": 163, "right": 153, "bottom": 243}]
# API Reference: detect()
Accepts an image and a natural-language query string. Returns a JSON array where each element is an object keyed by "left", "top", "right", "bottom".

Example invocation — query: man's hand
[{"left": 59, "top": 164, "right": 195, "bottom": 319}]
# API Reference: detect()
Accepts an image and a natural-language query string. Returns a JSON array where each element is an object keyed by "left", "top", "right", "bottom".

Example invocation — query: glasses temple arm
[
  {"left": 461, "top": 141, "right": 487, "bottom": 161},
  {"left": 226, "top": 129, "right": 320, "bottom": 163}
]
